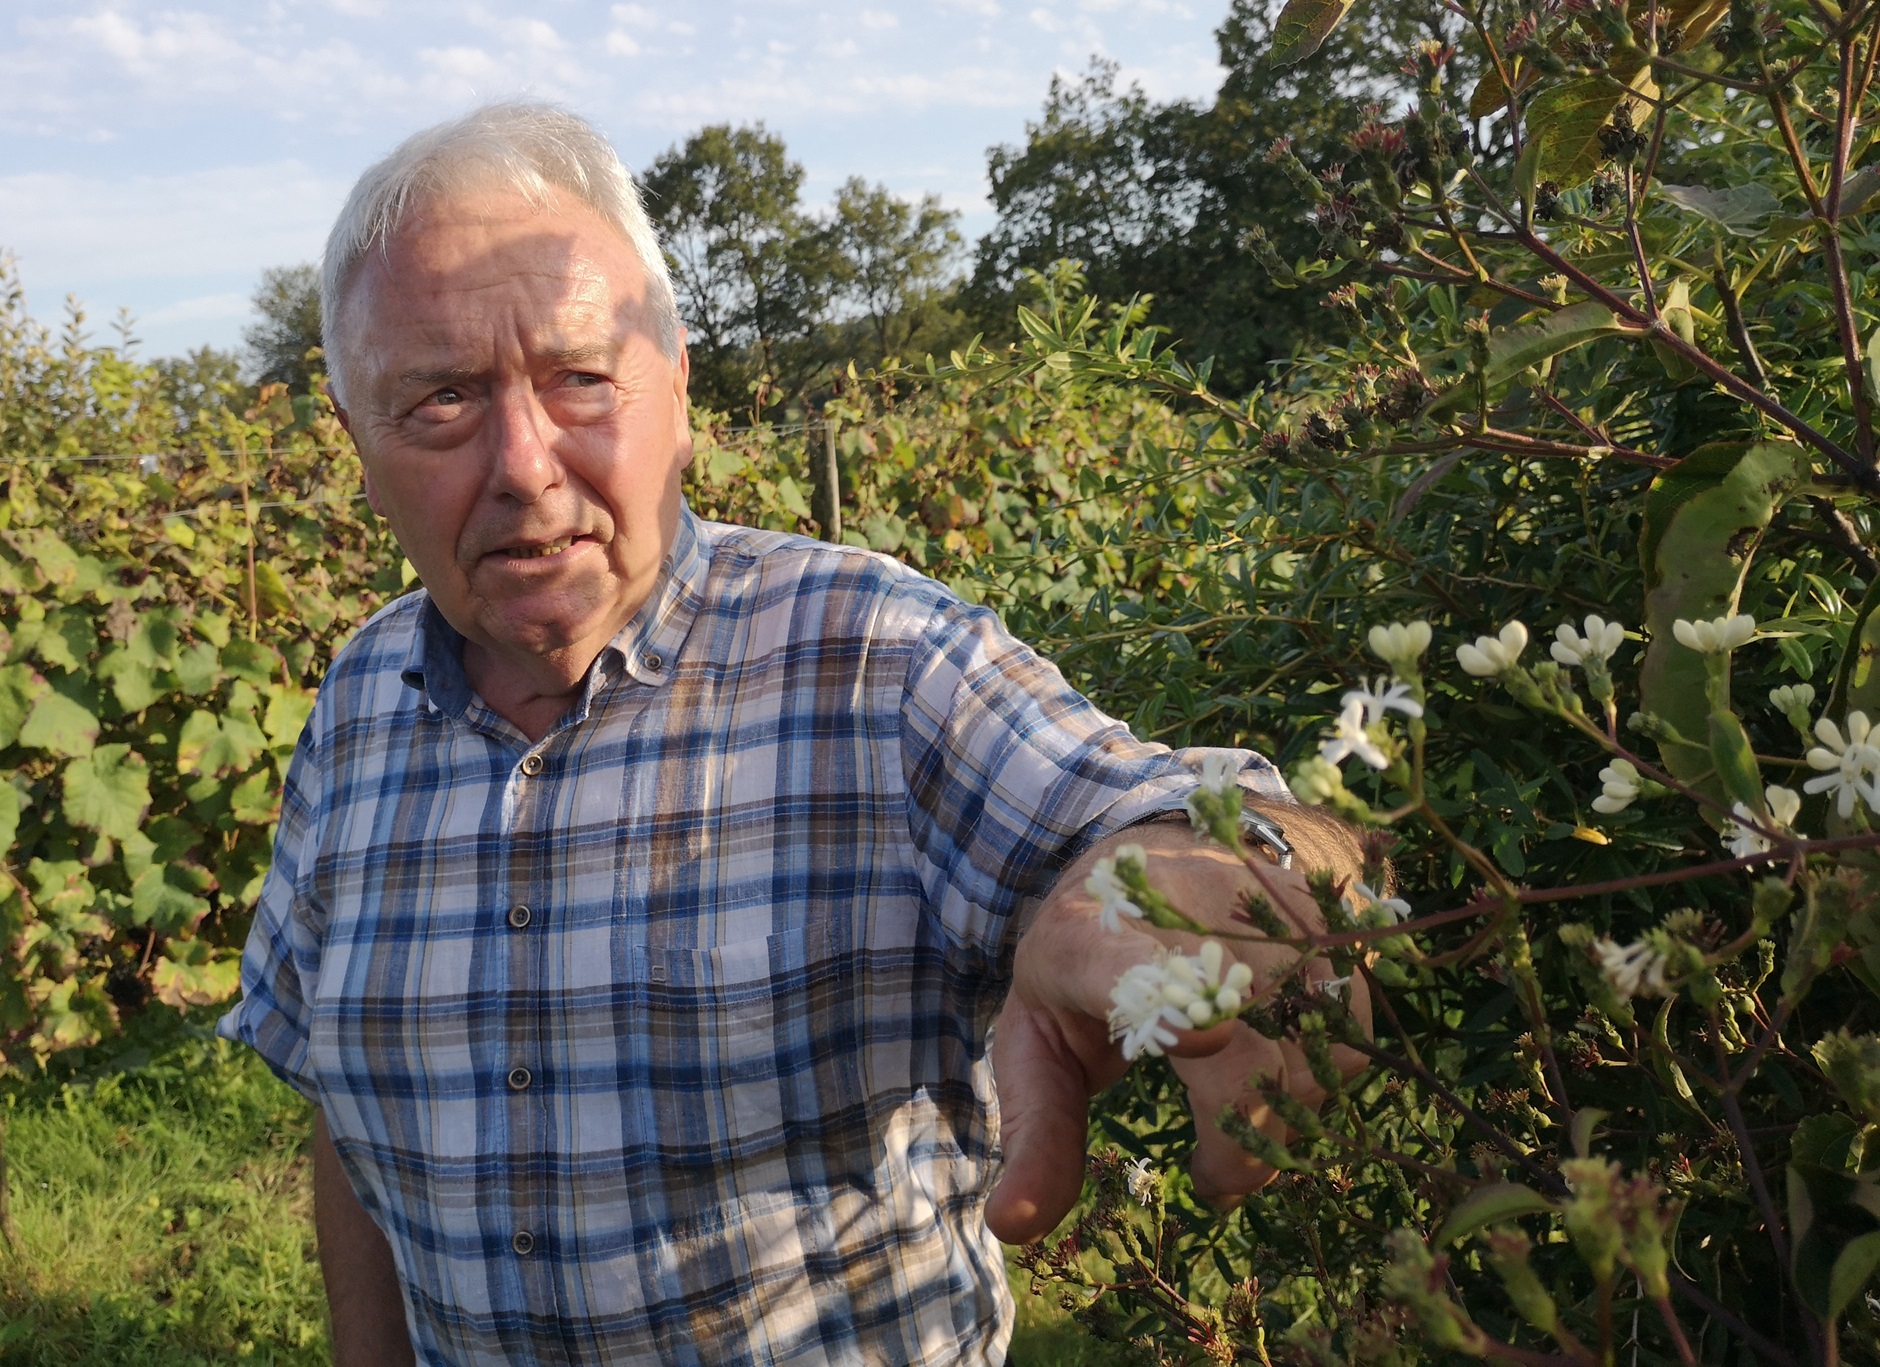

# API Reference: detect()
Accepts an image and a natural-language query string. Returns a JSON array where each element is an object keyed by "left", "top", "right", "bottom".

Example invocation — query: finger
[
  {"left": 984, "top": 1005, "right": 1105, "bottom": 1245},
  {"left": 1172, "top": 1023, "right": 1292, "bottom": 1206}
]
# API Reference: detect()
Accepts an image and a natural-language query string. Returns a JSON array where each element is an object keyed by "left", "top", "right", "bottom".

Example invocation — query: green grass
[{"left": 0, "top": 1018, "right": 1129, "bottom": 1365}]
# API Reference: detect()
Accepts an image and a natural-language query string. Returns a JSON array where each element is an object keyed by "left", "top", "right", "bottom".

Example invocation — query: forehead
[{"left": 345, "top": 188, "right": 648, "bottom": 358}]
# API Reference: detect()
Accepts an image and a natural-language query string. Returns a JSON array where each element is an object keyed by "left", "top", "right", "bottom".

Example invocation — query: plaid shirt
[{"left": 220, "top": 507, "right": 1284, "bottom": 1366}]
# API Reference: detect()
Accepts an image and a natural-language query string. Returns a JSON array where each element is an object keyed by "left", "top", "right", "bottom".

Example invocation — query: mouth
[{"left": 488, "top": 534, "right": 592, "bottom": 561}]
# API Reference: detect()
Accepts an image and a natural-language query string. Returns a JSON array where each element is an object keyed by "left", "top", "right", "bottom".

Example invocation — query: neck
[{"left": 462, "top": 639, "right": 594, "bottom": 743}]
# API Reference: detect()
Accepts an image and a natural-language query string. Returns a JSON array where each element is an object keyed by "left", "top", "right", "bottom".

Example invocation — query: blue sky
[{"left": 0, "top": 0, "right": 1233, "bottom": 362}]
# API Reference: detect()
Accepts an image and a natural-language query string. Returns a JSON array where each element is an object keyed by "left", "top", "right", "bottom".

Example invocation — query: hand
[{"left": 984, "top": 817, "right": 1370, "bottom": 1245}]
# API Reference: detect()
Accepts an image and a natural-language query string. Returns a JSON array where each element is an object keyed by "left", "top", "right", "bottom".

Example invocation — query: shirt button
[
  {"left": 507, "top": 1066, "right": 532, "bottom": 1091},
  {"left": 512, "top": 1230, "right": 535, "bottom": 1257},
  {"left": 520, "top": 753, "right": 544, "bottom": 776},
  {"left": 507, "top": 904, "right": 532, "bottom": 929},
  {"left": 643, "top": 652, "right": 663, "bottom": 672}
]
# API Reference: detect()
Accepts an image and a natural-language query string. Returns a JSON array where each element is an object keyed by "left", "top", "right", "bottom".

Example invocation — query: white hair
[{"left": 320, "top": 100, "right": 682, "bottom": 400}]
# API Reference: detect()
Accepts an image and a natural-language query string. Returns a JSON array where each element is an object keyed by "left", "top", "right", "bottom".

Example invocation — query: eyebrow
[{"left": 393, "top": 344, "right": 621, "bottom": 391}]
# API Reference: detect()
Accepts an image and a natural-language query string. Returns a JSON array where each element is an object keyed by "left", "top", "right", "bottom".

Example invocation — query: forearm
[{"left": 313, "top": 1112, "right": 415, "bottom": 1367}]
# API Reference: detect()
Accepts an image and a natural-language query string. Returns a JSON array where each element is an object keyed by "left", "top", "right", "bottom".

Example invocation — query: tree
[
  {"left": 642, "top": 125, "right": 837, "bottom": 414},
  {"left": 242, "top": 263, "right": 322, "bottom": 394},
  {"left": 153, "top": 345, "right": 248, "bottom": 421},
  {"left": 825, "top": 178, "right": 963, "bottom": 362},
  {"left": 972, "top": 3, "right": 1459, "bottom": 394}
]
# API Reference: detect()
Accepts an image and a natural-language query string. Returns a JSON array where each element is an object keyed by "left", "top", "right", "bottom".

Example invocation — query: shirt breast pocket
[{"left": 643, "top": 929, "right": 810, "bottom": 1162}]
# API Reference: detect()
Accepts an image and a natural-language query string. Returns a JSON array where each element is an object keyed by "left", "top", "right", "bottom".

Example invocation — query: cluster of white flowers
[
  {"left": 1671, "top": 613, "right": 1757, "bottom": 655},
  {"left": 1085, "top": 844, "right": 1149, "bottom": 934},
  {"left": 1456, "top": 621, "right": 1530, "bottom": 676},
  {"left": 1550, "top": 615, "right": 1625, "bottom": 668},
  {"left": 1107, "top": 941, "right": 1255, "bottom": 1060},
  {"left": 1320, "top": 675, "right": 1423, "bottom": 772},
  {"left": 1592, "top": 936, "right": 1672, "bottom": 999},
  {"left": 1804, "top": 712, "right": 1880, "bottom": 818},
  {"left": 1726, "top": 785, "right": 1802, "bottom": 859},
  {"left": 1591, "top": 758, "right": 1643, "bottom": 814}
]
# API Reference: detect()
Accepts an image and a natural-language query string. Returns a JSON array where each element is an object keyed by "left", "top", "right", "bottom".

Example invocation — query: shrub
[{"left": 959, "top": 0, "right": 1880, "bottom": 1361}]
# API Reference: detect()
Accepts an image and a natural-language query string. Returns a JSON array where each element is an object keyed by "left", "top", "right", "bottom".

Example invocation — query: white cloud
[
  {"left": 858, "top": 9, "right": 898, "bottom": 27},
  {"left": 823, "top": 38, "right": 860, "bottom": 58},
  {"left": 0, "top": 164, "right": 344, "bottom": 288},
  {"left": 605, "top": 30, "right": 642, "bottom": 56},
  {"left": 141, "top": 291, "right": 252, "bottom": 324}
]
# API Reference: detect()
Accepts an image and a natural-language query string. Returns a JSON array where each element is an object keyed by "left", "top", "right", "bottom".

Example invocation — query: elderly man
[{"left": 218, "top": 102, "right": 1364, "bottom": 1366}]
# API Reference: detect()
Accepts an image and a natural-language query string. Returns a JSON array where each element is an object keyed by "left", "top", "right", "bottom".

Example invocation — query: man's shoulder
[
  {"left": 695, "top": 519, "right": 962, "bottom": 627},
  {"left": 304, "top": 591, "right": 429, "bottom": 724}
]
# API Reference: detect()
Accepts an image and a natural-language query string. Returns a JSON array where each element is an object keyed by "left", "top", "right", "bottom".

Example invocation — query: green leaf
[
  {"left": 263, "top": 686, "right": 315, "bottom": 749},
  {"left": 150, "top": 939, "right": 241, "bottom": 1009},
  {"left": 61, "top": 744, "right": 152, "bottom": 842},
  {"left": 774, "top": 475, "right": 813, "bottom": 521},
  {"left": 221, "top": 639, "right": 282, "bottom": 686},
  {"left": 1426, "top": 303, "right": 1639, "bottom": 418},
  {"left": 228, "top": 767, "right": 279, "bottom": 825},
  {"left": 130, "top": 862, "right": 214, "bottom": 935},
  {"left": 1795, "top": 1113, "right": 1864, "bottom": 1172},
  {"left": 1523, "top": 76, "right": 1624, "bottom": 188},
  {"left": 0, "top": 779, "right": 21, "bottom": 858},
  {"left": 1268, "top": 0, "right": 1358, "bottom": 67},
  {"left": 18, "top": 689, "right": 100, "bottom": 757},
  {"left": 32, "top": 609, "right": 96, "bottom": 673},
  {"left": 95, "top": 646, "right": 163, "bottom": 713},
  {"left": 126, "top": 614, "right": 180, "bottom": 670},
  {"left": 1657, "top": 182, "right": 1783, "bottom": 235},
  {"left": 177, "top": 708, "right": 263, "bottom": 778},
  {"left": 0, "top": 662, "right": 49, "bottom": 748},
  {"left": 1435, "top": 1182, "right": 1557, "bottom": 1247},
  {"left": 173, "top": 641, "right": 221, "bottom": 696},
  {"left": 252, "top": 560, "right": 295, "bottom": 618},
  {"left": 1708, "top": 710, "right": 1765, "bottom": 813},
  {"left": 1639, "top": 442, "right": 1804, "bottom": 817},
  {"left": 1790, "top": 1162, "right": 1880, "bottom": 1321}
]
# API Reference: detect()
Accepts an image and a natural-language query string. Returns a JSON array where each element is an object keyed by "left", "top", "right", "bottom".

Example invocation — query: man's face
[{"left": 334, "top": 186, "right": 690, "bottom": 688}]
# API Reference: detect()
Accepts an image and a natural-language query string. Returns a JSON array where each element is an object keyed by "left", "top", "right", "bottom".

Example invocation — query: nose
[{"left": 482, "top": 380, "right": 563, "bottom": 503}]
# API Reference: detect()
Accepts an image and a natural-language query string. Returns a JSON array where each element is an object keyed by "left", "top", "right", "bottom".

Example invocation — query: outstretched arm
[
  {"left": 313, "top": 1112, "right": 415, "bottom": 1367},
  {"left": 985, "top": 803, "right": 1370, "bottom": 1245}
]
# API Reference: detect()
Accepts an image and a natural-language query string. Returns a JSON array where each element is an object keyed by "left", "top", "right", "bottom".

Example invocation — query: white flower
[
  {"left": 1344, "top": 880, "right": 1410, "bottom": 924},
  {"left": 1590, "top": 758, "right": 1642, "bottom": 814},
  {"left": 1316, "top": 975, "right": 1353, "bottom": 1000},
  {"left": 1343, "top": 676, "right": 1424, "bottom": 722},
  {"left": 1671, "top": 613, "right": 1757, "bottom": 655},
  {"left": 1193, "top": 751, "right": 1241, "bottom": 797},
  {"left": 1804, "top": 712, "right": 1880, "bottom": 819},
  {"left": 1456, "top": 621, "right": 1530, "bottom": 676},
  {"left": 1726, "top": 785, "right": 1803, "bottom": 859},
  {"left": 1108, "top": 941, "right": 1255, "bottom": 1060},
  {"left": 1320, "top": 695, "right": 1391, "bottom": 770},
  {"left": 1124, "top": 1156, "right": 1158, "bottom": 1205},
  {"left": 1086, "top": 844, "right": 1148, "bottom": 934},
  {"left": 1770, "top": 683, "right": 1816, "bottom": 717},
  {"left": 1592, "top": 937, "right": 1672, "bottom": 999},
  {"left": 1291, "top": 755, "right": 1346, "bottom": 805},
  {"left": 1367, "top": 620, "right": 1433, "bottom": 670},
  {"left": 1550, "top": 615, "right": 1626, "bottom": 668}
]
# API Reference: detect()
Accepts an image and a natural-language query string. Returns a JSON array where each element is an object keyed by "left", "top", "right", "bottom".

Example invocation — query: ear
[{"left": 669, "top": 330, "right": 693, "bottom": 470}]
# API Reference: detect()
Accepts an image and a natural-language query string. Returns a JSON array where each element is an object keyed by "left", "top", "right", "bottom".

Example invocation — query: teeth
[{"left": 514, "top": 538, "right": 573, "bottom": 558}]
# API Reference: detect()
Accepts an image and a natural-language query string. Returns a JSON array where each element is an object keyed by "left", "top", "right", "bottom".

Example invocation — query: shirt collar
[{"left": 399, "top": 503, "right": 712, "bottom": 717}]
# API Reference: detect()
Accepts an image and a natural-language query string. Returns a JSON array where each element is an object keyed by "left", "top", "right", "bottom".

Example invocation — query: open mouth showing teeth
[{"left": 506, "top": 537, "right": 576, "bottom": 559}]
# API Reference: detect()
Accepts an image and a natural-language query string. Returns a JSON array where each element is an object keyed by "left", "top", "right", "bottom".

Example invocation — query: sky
[{"left": 0, "top": 0, "right": 1234, "bottom": 362}]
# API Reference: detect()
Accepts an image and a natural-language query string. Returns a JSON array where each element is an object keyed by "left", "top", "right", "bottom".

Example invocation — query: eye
[{"left": 424, "top": 386, "right": 466, "bottom": 409}]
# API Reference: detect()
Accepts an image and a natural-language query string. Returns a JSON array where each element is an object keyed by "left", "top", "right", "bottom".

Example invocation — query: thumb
[{"left": 984, "top": 1003, "right": 1104, "bottom": 1245}]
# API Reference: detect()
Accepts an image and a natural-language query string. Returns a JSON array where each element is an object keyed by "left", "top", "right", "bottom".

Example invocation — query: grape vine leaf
[
  {"left": 18, "top": 689, "right": 101, "bottom": 757},
  {"left": 61, "top": 743, "right": 152, "bottom": 842}
]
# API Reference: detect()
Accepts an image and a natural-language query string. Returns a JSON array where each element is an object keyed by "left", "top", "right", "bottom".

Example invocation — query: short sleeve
[
  {"left": 896, "top": 589, "right": 1283, "bottom": 958},
  {"left": 215, "top": 724, "right": 327, "bottom": 1101}
]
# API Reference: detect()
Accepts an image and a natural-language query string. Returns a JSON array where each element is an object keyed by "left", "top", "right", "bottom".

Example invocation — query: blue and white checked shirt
[{"left": 219, "top": 506, "right": 1284, "bottom": 1365}]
